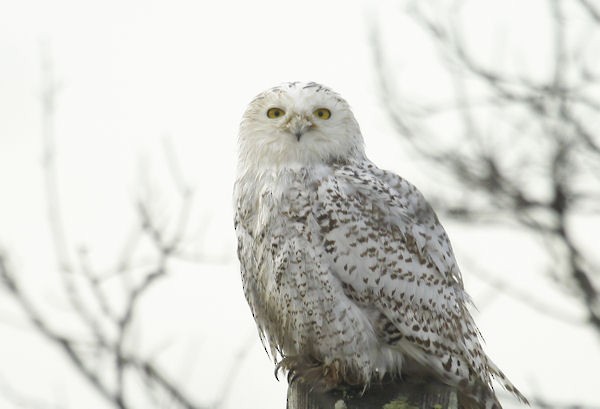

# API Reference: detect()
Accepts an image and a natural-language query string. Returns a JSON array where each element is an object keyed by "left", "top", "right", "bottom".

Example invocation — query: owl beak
[{"left": 287, "top": 115, "right": 313, "bottom": 141}]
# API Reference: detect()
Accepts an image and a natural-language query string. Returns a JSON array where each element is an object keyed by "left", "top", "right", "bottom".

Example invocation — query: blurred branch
[
  {"left": 0, "top": 252, "right": 119, "bottom": 407},
  {"left": 1, "top": 250, "right": 204, "bottom": 409},
  {"left": 579, "top": 0, "right": 600, "bottom": 23},
  {"left": 0, "top": 48, "right": 241, "bottom": 409},
  {"left": 40, "top": 43, "right": 70, "bottom": 273},
  {"left": 372, "top": 0, "right": 600, "bottom": 337},
  {"left": 461, "top": 255, "right": 584, "bottom": 325}
]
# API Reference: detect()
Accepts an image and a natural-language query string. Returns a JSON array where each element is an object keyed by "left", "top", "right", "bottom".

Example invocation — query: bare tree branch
[
  {"left": 579, "top": 0, "right": 600, "bottom": 23},
  {"left": 0, "top": 47, "right": 243, "bottom": 409},
  {"left": 372, "top": 0, "right": 600, "bottom": 340},
  {"left": 461, "top": 255, "right": 584, "bottom": 324}
]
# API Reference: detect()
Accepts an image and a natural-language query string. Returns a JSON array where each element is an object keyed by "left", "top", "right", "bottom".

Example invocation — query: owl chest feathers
[
  {"left": 236, "top": 165, "right": 375, "bottom": 347},
  {"left": 235, "top": 162, "right": 464, "bottom": 383}
]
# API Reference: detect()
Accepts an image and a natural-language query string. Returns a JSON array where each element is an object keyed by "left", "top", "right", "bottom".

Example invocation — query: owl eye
[
  {"left": 313, "top": 108, "right": 331, "bottom": 120},
  {"left": 266, "top": 107, "right": 285, "bottom": 119}
]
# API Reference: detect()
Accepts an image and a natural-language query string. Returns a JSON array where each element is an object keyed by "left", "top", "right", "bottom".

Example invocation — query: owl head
[{"left": 238, "top": 82, "right": 365, "bottom": 173}]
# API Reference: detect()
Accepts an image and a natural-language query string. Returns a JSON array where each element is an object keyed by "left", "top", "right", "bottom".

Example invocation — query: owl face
[{"left": 238, "top": 82, "right": 365, "bottom": 171}]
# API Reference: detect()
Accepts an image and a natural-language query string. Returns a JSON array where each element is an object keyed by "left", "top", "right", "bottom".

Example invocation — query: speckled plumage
[{"left": 233, "top": 82, "right": 527, "bottom": 409}]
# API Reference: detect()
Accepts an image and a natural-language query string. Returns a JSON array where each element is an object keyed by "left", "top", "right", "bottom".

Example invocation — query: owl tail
[
  {"left": 458, "top": 360, "right": 529, "bottom": 409},
  {"left": 488, "top": 360, "right": 530, "bottom": 406}
]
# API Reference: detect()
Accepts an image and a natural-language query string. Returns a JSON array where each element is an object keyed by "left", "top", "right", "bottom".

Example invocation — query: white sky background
[{"left": 0, "top": 0, "right": 599, "bottom": 408}]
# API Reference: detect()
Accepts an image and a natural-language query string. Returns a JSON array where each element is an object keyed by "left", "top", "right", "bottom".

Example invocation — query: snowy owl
[{"left": 233, "top": 82, "right": 527, "bottom": 409}]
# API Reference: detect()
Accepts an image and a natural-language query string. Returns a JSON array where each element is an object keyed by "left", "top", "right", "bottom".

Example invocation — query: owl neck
[
  {"left": 235, "top": 154, "right": 371, "bottom": 204},
  {"left": 237, "top": 138, "right": 366, "bottom": 175},
  {"left": 237, "top": 153, "right": 362, "bottom": 186}
]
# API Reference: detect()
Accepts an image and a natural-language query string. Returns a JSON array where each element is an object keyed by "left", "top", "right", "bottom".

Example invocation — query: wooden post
[{"left": 287, "top": 377, "right": 459, "bottom": 409}]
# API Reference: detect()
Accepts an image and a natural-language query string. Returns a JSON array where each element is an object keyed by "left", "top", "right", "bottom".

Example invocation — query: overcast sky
[{"left": 1, "top": 1, "right": 599, "bottom": 408}]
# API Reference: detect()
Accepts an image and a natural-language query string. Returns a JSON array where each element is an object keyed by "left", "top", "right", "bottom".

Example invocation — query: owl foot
[{"left": 276, "top": 356, "right": 349, "bottom": 391}]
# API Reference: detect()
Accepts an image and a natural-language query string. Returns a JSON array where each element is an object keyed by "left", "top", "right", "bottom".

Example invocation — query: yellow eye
[
  {"left": 313, "top": 108, "right": 331, "bottom": 120},
  {"left": 266, "top": 107, "right": 285, "bottom": 119}
]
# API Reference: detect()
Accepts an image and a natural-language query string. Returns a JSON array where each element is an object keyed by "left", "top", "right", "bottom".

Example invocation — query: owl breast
[{"left": 234, "top": 165, "right": 405, "bottom": 385}]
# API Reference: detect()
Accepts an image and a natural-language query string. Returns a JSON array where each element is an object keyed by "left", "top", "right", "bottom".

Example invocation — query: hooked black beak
[{"left": 288, "top": 115, "right": 313, "bottom": 142}]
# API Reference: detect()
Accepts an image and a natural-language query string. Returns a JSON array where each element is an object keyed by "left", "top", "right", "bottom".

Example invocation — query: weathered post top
[{"left": 287, "top": 377, "right": 459, "bottom": 409}]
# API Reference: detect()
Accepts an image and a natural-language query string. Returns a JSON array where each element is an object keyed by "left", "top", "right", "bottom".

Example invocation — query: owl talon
[{"left": 275, "top": 356, "right": 346, "bottom": 391}]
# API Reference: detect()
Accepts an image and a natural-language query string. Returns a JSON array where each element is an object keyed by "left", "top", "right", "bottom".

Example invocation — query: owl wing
[{"left": 314, "top": 161, "right": 489, "bottom": 386}]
